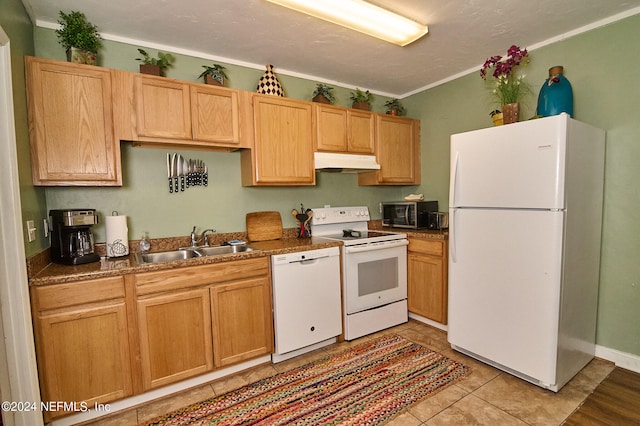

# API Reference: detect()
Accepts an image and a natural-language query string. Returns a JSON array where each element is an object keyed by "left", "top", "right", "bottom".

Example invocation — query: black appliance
[
  {"left": 49, "top": 209, "right": 100, "bottom": 265},
  {"left": 381, "top": 200, "right": 438, "bottom": 229}
]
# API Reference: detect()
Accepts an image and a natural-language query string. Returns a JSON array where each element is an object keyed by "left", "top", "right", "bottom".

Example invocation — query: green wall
[
  {"left": 404, "top": 15, "right": 640, "bottom": 356},
  {"left": 34, "top": 28, "right": 410, "bottom": 241},
  {"left": 0, "top": 0, "right": 48, "bottom": 257},
  {"left": 17, "top": 11, "right": 640, "bottom": 358}
]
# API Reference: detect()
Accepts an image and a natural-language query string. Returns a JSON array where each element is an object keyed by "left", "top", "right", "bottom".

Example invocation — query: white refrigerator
[{"left": 448, "top": 113, "right": 605, "bottom": 392}]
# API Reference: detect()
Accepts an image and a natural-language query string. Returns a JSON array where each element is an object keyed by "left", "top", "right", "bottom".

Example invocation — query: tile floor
[{"left": 82, "top": 320, "right": 614, "bottom": 425}]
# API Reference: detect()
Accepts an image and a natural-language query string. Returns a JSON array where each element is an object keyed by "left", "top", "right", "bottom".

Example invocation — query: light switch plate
[{"left": 26, "top": 220, "right": 37, "bottom": 242}]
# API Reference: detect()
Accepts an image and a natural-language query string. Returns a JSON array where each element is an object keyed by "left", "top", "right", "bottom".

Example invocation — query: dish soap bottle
[{"left": 139, "top": 232, "right": 150, "bottom": 253}]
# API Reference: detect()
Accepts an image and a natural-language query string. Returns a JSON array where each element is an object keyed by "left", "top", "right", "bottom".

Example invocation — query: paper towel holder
[{"left": 106, "top": 211, "right": 130, "bottom": 258}]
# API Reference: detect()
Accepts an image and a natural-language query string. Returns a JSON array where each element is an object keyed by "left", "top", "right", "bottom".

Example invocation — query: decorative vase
[
  {"left": 536, "top": 66, "right": 573, "bottom": 117},
  {"left": 205, "top": 75, "right": 223, "bottom": 86},
  {"left": 66, "top": 47, "right": 97, "bottom": 65},
  {"left": 256, "top": 64, "right": 284, "bottom": 97},
  {"left": 492, "top": 112, "right": 504, "bottom": 126},
  {"left": 502, "top": 102, "right": 520, "bottom": 124},
  {"left": 140, "top": 64, "right": 162, "bottom": 76},
  {"left": 312, "top": 94, "right": 331, "bottom": 104},
  {"left": 352, "top": 101, "right": 370, "bottom": 111}
]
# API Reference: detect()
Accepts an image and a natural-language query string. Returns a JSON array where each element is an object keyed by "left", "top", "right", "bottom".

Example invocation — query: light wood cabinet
[
  {"left": 25, "top": 56, "right": 122, "bottom": 186},
  {"left": 137, "top": 288, "right": 214, "bottom": 390},
  {"left": 211, "top": 276, "right": 273, "bottom": 367},
  {"left": 30, "top": 277, "right": 132, "bottom": 420},
  {"left": 130, "top": 74, "right": 249, "bottom": 149},
  {"left": 359, "top": 115, "right": 421, "bottom": 185},
  {"left": 407, "top": 238, "right": 448, "bottom": 324},
  {"left": 133, "top": 257, "right": 273, "bottom": 389},
  {"left": 241, "top": 94, "right": 315, "bottom": 186},
  {"left": 314, "top": 104, "right": 374, "bottom": 154}
]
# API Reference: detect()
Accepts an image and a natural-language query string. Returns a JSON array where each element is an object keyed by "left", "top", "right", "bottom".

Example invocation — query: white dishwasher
[{"left": 271, "top": 246, "right": 342, "bottom": 363}]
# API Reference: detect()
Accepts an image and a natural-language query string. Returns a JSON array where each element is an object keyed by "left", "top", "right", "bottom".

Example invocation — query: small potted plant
[
  {"left": 199, "top": 64, "right": 228, "bottom": 86},
  {"left": 136, "top": 48, "right": 175, "bottom": 76},
  {"left": 311, "top": 83, "right": 335, "bottom": 104},
  {"left": 384, "top": 99, "right": 406, "bottom": 116},
  {"left": 55, "top": 10, "right": 102, "bottom": 65},
  {"left": 350, "top": 88, "right": 373, "bottom": 111}
]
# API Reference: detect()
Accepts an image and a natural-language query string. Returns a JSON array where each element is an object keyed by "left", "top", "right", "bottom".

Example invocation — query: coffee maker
[{"left": 49, "top": 209, "right": 100, "bottom": 265}]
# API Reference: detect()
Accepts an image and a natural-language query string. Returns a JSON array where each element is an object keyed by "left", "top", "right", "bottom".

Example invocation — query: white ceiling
[{"left": 21, "top": 0, "right": 640, "bottom": 97}]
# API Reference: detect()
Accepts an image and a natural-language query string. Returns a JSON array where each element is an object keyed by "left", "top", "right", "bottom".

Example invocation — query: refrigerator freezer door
[
  {"left": 448, "top": 208, "right": 564, "bottom": 386},
  {"left": 450, "top": 115, "right": 568, "bottom": 209}
]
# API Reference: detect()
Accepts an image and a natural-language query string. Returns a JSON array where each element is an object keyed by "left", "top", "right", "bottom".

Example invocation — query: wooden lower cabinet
[
  {"left": 211, "top": 277, "right": 273, "bottom": 367},
  {"left": 137, "top": 287, "right": 214, "bottom": 390},
  {"left": 407, "top": 238, "right": 448, "bottom": 324},
  {"left": 30, "top": 277, "right": 132, "bottom": 421}
]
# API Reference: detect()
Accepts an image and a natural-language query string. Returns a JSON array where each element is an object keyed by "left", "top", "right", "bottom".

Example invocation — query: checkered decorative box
[{"left": 256, "top": 64, "right": 284, "bottom": 96}]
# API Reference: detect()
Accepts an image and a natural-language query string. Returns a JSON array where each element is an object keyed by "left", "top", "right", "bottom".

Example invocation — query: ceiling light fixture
[{"left": 265, "top": 0, "right": 428, "bottom": 46}]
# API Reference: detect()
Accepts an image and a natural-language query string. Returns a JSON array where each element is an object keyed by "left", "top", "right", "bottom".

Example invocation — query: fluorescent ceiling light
[{"left": 265, "top": 0, "right": 428, "bottom": 46}]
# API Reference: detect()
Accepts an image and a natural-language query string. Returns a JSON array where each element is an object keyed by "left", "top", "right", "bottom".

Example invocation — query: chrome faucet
[{"left": 190, "top": 226, "right": 216, "bottom": 247}]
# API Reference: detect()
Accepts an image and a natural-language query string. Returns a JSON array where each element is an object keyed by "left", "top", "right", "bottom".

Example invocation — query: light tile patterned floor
[{"left": 81, "top": 320, "right": 614, "bottom": 425}]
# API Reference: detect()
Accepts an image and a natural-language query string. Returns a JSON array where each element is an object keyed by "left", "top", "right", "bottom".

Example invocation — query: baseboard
[
  {"left": 595, "top": 344, "right": 640, "bottom": 373},
  {"left": 408, "top": 312, "right": 447, "bottom": 331}
]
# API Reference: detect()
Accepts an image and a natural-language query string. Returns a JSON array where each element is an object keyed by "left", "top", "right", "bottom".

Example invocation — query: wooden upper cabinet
[
  {"left": 314, "top": 104, "right": 374, "bottom": 154},
  {"left": 241, "top": 94, "right": 315, "bottom": 186},
  {"left": 191, "top": 85, "right": 240, "bottom": 143},
  {"left": 359, "top": 115, "right": 421, "bottom": 185},
  {"left": 25, "top": 56, "right": 122, "bottom": 186},
  {"left": 134, "top": 75, "right": 192, "bottom": 140}
]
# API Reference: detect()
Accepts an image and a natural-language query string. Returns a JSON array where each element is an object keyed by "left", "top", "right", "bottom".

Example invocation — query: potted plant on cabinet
[
  {"left": 384, "top": 99, "right": 406, "bottom": 116},
  {"left": 55, "top": 10, "right": 102, "bottom": 65},
  {"left": 136, "top": 49, "right": 175, "bottom": 76},
  {"left": 199, "top": 64, "right": 228, "bottom": 86},
  {"left": 311, "top": 83, "right": 335, "bottom": 104},
  {"left": 350, "top": 88, "right": 373, "bottom": 111}
]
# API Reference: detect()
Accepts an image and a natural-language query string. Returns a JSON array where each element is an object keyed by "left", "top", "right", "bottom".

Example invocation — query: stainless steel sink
[{"left": 135, "top": 244, "right": 254, "bottom": 264}]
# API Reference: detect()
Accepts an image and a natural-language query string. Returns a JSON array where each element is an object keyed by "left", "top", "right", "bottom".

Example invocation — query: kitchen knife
[
  {"left": 178, "top": 154, "right": 185, "bottom": 191},
  {"left": 184, "top": 157, "right": 190, "bottom": 188},
  {"left": 167, "top": 153, "right": 173, "bottom": 193},
  {"left": 203, "top": 164, "right": 208, "bottom": 186},
  {"left": 171, "top": 153, "right": 179, "bottom": 193}
]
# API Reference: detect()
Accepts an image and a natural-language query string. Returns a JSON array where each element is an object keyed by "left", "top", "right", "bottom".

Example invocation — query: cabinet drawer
[
  {"left": 408, "top": 238, "right": 444, "bottom": 256},
  {"left": 32, "top": 276, "right": 125, "bottom": 311},
  {"left": 135, "top": 257, "right": 270, "bottom": 296}
]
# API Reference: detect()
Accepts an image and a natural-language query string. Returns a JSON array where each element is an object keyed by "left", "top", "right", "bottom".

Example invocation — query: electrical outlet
[{"left": 26, "top": 220, "right": 37, "bottom": 242}]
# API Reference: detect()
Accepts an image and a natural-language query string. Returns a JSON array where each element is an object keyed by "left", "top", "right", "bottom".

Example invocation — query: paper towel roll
[{"left": 105, "top": 215, "right": 129, "bottom": 258}]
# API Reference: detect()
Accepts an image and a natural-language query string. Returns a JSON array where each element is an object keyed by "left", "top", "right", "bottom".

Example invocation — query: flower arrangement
[{"left": 480, "top": 45, "right": 530, "bottom": 105}]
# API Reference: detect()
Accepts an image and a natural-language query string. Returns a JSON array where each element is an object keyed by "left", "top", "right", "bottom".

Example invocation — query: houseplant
[
  {"left": 55, "top": 10, "right": 102, "bottom": 65},
  {"left": 384, "top": 99, "right": 405, "bottom": 116},
  {"left": 350, "top": 88, "right": 373, "bottom": 111},
  {"left": 136, "top": 49, "right": 175, "bottom": 76},
  {"left": 199, "top": 64, "right": 228, "bottom": 86},
  {"left": 480, "top": 45, "right": 531, "bottom": 124},
  {"left": 311, "top": 83, "right": 335, "bottom": 104}
]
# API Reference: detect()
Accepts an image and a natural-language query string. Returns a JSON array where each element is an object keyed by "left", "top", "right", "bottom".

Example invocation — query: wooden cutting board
[{"left": 246, "top": 211, "right": 283, "bottom": 241}]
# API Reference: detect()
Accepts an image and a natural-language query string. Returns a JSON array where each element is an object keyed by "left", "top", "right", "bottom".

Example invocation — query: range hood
[{"left": 314, "top": 152, "right": 380, "bottom": 173}]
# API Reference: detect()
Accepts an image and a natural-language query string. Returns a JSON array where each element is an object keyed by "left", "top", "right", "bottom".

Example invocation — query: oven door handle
[{"left": 344, "top": 239, "right": 408, "bottom": 253}]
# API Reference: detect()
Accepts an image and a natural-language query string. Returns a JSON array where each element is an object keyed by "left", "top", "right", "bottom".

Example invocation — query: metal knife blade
[
  {"left": 178, "top": 154, "right": 185, "bottom": 191},
  {"left": 167, "top": 153, "right": 173, "bottom": 193},
  {"left": 171, "top": 153, "right": 179, "bottom": 193}
]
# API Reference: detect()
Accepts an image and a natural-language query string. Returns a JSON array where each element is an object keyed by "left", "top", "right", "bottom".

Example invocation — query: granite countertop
[
  {"left": 28, "top": 230, "right": 341, "bottom": 286},
  {"left": 368, "top": 221, "right": 448, "bottom": 240}
]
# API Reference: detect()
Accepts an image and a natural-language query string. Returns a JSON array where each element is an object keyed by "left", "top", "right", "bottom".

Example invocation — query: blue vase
[{"left": 536, "top": 66, "right": 573, "bottom": 117}]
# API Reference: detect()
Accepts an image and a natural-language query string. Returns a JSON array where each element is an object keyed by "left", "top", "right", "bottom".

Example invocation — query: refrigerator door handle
[
  {"left": 450, "top": 208, "right": 457, "bottom": 263},
  {"left": 451, "top": 152, "right": 460, "bottom": 207}
]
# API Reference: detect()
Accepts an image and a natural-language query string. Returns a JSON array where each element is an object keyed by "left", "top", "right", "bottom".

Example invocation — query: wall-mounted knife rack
[{"left": 166, "top": 153, "right": 209, "bottom": 193}]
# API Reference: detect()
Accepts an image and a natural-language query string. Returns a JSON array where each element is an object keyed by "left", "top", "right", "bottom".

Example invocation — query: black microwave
[{"left": 381, "top": 201, "right": 439, "bottom": 229}]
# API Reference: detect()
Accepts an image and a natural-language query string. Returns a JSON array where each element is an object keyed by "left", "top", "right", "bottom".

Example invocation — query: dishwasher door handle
[{"left": 289, "top": 255, "right": 329, "bottom": 265}]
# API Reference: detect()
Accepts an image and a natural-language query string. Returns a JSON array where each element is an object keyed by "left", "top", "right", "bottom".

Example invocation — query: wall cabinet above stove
[{"left": 314, "top": 104, "right": 375, "bottom": 154}]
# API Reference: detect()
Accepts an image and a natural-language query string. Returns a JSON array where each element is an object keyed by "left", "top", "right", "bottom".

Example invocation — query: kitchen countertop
[
  {"left": 27, "top": 232, "right": 341, "bottom": 286},
  {"left": 368, "top": 220, "right": 448, "bottom": 240}
]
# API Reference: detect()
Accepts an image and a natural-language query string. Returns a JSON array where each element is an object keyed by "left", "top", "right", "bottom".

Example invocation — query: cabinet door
[
  {"left": 135, "top": 75, "right": 192, "bottom": 139},
  {"left": 34, "top": 302, "right": 132, "bottom": 419},
  {"left": 249, "top": 95, "right": 315, "bottom": 185},
  {"left": 407, "top": 239, "right": 448, "bottom": 324},
  {"left": 359, "top": 115, "right": 420, "bottom": 185},
  {"left": 25, "top": 57, "right": 121, "bottom": 186},
  {"left": 315, "top": 104, "right": 347, "bottom": 152},
  {"left": 191, "top": 85, "right": 240, "bottom": 144},
  {"left": 211, "top": 277, "right": 274, "bottom": 367},
  {"left": 137, "top": 288, "right": 213, "bottom": 389},
  {"left": 347, "top": 110, "right": 375, "bottom": 154}
]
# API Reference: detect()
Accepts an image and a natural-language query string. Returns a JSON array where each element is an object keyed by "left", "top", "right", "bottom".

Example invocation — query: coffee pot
[{"left": 49, "top": 209, "right": 100, "bottom": 265}]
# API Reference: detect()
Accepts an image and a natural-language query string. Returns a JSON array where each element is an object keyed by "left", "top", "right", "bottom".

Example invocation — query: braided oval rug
[{"left": 143, "top": 334, "right": 469, "bottom": 425}]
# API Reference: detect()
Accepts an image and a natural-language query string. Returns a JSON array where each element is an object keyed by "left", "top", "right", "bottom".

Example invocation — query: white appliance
[
  {"left": 448, "top": 113, "right": 605, "bottom": 392},
  {"left": 312, "top": 206, "right": 408, "bottom": 340},
  {"left": 271, "top": 246, "right": 342, "bottom": 363}
]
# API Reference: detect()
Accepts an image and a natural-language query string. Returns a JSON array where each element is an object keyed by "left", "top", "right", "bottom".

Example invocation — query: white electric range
[{"left": 311, "top": 206, "right": 408, "bottom": 340}]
